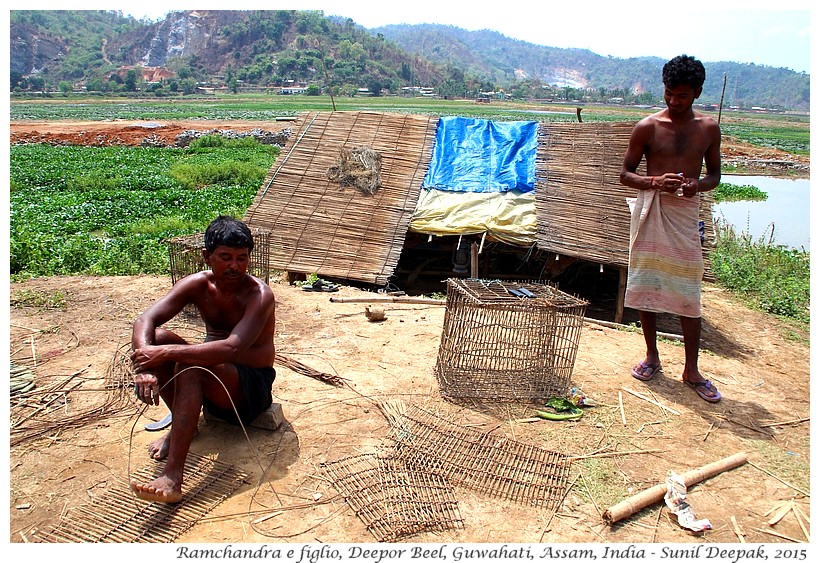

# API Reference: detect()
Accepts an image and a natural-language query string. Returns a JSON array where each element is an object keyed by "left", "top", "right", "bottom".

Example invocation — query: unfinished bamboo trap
[
  {"left": 166, "top": 227, "right": 273, "bottom": 285},
  {"left": 435, "top": 278, "right": 587, "bottom": 402},
  {"left": 36, "top": 452, "right": 248, "bottom": 543},
  {"left": 383, "top": 403, "right": 572, "bottom": 510},
  {"left": 322, "top": 452, "right": 464, "bottom": 542}
]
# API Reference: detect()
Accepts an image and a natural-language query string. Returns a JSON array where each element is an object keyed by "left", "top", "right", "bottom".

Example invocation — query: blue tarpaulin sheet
[{"left": 421, "top": 116, "right": 538, "bottom": 193}]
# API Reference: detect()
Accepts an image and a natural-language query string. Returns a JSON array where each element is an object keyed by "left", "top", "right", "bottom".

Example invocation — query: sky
[{"left": 81, "top": 0, "right": 815, "bottom": 74}]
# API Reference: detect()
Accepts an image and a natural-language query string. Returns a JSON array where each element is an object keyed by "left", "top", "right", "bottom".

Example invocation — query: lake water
[{"left": 712, "top": 175, "right": 810, "bottom": 251}]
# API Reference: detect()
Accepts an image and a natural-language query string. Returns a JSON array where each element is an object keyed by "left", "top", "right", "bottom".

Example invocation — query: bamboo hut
[{"left": 244, "top": 112, "right": 714, "bottom": 312}]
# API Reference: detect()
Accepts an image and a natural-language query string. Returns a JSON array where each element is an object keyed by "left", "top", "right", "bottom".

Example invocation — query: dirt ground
[
  {"left": 8, "top": 118, "right": 812, "bottom": 175},
  {"left": 8, "top": 119, "right": 294, "bottom": 148},
  {"left": 8, "top": 120, "right": 811, "bottom": 547}
]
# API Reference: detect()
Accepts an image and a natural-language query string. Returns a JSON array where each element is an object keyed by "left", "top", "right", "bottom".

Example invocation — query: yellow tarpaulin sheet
[{"left": 409, "top": 189, "right": 537, "bottom": 246}]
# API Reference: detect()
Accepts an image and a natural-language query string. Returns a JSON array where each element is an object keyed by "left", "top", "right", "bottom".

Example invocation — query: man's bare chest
[
  {"left": 652, "top": 122, "right": 709, "bottom": 157},
  {"left": 197, "top": 291, "right": 247, "bottom": 332}
]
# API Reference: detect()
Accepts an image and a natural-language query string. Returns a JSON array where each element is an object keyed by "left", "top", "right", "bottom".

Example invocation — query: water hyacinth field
[{"left": 9, "top": 138, "right": 278, "bottom": 278}]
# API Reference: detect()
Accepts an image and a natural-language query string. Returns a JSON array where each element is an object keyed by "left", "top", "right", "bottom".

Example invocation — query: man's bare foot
[
  {"left": 130, "top": 475, "right": 182, "bottom": 503},
  {"left": 147, "top": 428, "right": 198, "bottom": 460},
  {"left": 147, "top": 432, "right": 171, "bottom": 460}
]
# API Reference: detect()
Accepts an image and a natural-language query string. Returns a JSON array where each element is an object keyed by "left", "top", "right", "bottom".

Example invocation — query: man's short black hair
[
  {"left": 662, "top": 55, "right": 706, "bottom": 90},
  {"left": 203, "top": 215, "right": 254, "bottom": 252}
]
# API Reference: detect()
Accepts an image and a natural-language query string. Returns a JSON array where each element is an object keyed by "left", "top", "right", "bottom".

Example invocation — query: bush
[
  {"left": 712, "top": 182, "right": 768, "bottom": 203},
  {"left": 710, "top": 219, "right": 810, "bottom": 324}
]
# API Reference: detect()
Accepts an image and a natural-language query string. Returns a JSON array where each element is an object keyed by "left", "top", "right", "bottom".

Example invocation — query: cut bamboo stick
[
  {"left": 767, "top": 501, "right": 793, "bottom": 525},
  {"left": 603, "top": 451, "right": 748, "bottom": 524},
  {"left": 621, "top": 386, "right": 680, "bottom": 415},
  {"left": 793, "top": 504, "right": 810, "bottom": 542},
  {"left": 730, "top": 515, "right": 746, "bottom": 543},
  {"left": 760, "top": 416, "right": 810, "bottom": 428},
  {"left": 752, "top": 527, "right": 802, "bottom": 543}
]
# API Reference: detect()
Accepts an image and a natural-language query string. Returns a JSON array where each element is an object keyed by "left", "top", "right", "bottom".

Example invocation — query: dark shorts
[{"left": 202, "top": 365, "right": 275, "bottom": 426}]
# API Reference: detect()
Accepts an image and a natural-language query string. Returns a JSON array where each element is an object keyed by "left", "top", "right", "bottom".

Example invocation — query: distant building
[{"left": 280, "top": 86, "right": 308, "bottom": 94}]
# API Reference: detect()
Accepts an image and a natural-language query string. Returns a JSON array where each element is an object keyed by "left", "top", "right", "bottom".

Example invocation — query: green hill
[{"left": 9, "top": 10, "right": 809, "bottom": 111}]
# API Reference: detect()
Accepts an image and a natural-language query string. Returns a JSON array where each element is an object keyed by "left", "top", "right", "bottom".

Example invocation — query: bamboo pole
[
  {"left": 718, "top": 73, "right": 728, "bottom": 125},
  {"left": 583, "top": 317, "right": 684, "bottom": 342},
  {"left": 328, "top": 295, "right": 444, "bottom": 305},
  {"left": 602, "top": 451, "right": 748, "bottom": 524}
]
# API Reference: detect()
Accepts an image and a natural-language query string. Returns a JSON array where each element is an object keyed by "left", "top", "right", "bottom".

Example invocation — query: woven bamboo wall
[
  {"left": 244, "top": 111, "right": 439, "bottom": 285},
  {"left": 535, "top": 121, "right": 715, "bottom": 271}
]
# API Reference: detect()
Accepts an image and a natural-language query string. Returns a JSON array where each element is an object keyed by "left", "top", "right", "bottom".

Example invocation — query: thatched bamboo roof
[
  {"left": 534, "top": 121, "right": 714, "bottom": 271},
  {"left": 244, "top": 111, "right": 439, "bottom": 285},
  {"left": 245, "top": 113, "right": 714, "bottom": 285}
]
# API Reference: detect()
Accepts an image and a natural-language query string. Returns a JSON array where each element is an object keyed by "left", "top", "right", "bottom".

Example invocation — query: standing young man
[
  {"left": 129, "top": 216, "right": 276, "bottom": 502},
  {"left": 619, "top": 54, "right": 722, "bottom": 403}
]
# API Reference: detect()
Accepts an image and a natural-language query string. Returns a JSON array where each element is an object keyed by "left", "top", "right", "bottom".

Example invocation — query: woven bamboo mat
[
  {"left": 244, "top": 111, "right": 439, "bottom": 285},
  {"left": 535, "top": 121, "right": 714, "bottom": 271},
  {"left": 35, "top": 452, "right": 248, "bottom": 543}
]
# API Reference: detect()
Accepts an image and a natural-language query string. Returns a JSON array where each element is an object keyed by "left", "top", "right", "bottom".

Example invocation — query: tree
[
  {"left": 367, "top": 79, "right": 383, "bottom": 97},
  {"left": 28, "top": 76, "right": 46, "bottom": 92},
  {"left": 179, "top": 78, "right": 197, "bottom": 95},
  {"left": 86, "top": 78, "right": 104, "bottom": 92},
  {"left": 399, "top": 62, "right": 412, "bottom": 83},
  {"left": 11, "top": 71, "right": 23, "bottom": 89},
  {"left": 124, "top": 69, "right": 139, "bottom": 91},
  {"left": 58, "top": 81, "right": 73, "bottom": 96}
]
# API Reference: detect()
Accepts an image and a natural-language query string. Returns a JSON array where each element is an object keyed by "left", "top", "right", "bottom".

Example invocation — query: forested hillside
[
  {"left": 374, "top": 23, "right": 810, "bottom": 110},
  {"left": 9, "top": 10, "right": 810, "bottom": 110}
]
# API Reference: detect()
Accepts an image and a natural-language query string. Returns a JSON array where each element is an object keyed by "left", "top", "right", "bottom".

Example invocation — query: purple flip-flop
[
  {"left": 630, "top": 361, "right": 661, "bottom": 381},
  {"left": 686, "top": 379, "right": 722, "bottom": 403}
]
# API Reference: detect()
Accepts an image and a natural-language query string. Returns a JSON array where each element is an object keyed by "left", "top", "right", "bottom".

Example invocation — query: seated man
[{"left": 129, "top": 215, "right": 276, "bottom": 503}]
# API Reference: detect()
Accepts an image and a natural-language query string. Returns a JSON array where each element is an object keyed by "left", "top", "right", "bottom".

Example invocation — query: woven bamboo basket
[{"left": 435, "top": 278, "right": 587, "bottom": 402}]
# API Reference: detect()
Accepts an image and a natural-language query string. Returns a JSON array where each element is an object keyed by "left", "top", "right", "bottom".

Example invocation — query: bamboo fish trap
[
  {"left": 322, "top": 452, "right": 464, "bottom": 542},
  {"left": 166, "top": 227, "right": 273, "bottom": 284},
  {"left": 435, "top": 278, "right": 587, "bottom": 402},
  {"left": 36, "top": 452, "right": 247, "bottom": 543},
  {"left": 382, "top": 402, "right": 572, "bottom": 510}
]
